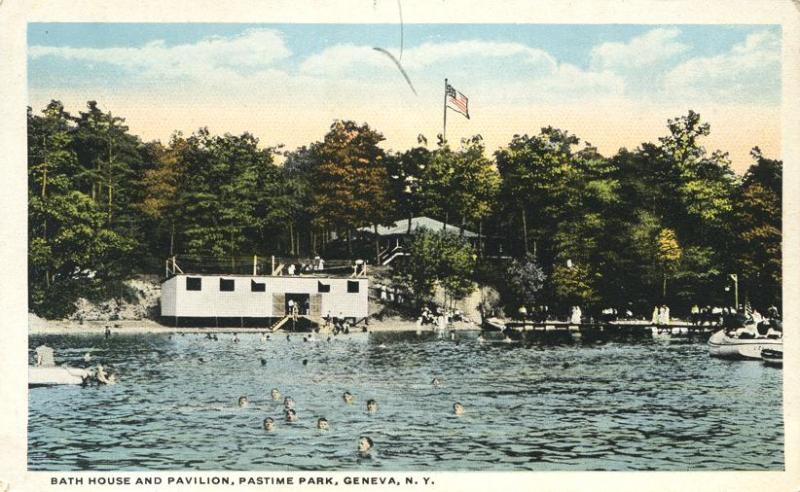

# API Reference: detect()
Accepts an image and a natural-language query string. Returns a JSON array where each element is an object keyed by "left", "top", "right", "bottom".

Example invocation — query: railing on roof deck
[{"left": 164, "top": 255, "right": 370, "bottom": 278}]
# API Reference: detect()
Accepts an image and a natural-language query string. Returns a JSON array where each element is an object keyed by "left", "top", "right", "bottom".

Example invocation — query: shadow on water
[{"left": 28, "top": 331, "right": 783, "bottom": 471}]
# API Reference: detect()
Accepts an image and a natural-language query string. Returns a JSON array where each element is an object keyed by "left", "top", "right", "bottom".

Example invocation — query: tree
[
  {"left": 550, "top": 263, "right": 598, "bottom": 308},
  {"left": 28, "top": 102, "right": 134, "bottom": 317},
  {"left": 395, "top": 228, "right": 476, "bottom": 306},
  {"left": 506, "top": 253, "right": 546, "bottom": 308},
  {"left": 656, "top": 228, "right": 682, "bottom": 298},
  {"left": 310, "top": 120, "right": 393, "bottom": 258},
  {"left": 495, "top": 127, "right": 579, "bottom": 258},
  {"left": 734, "top": 148, "right": 782, "bottom": 309}
]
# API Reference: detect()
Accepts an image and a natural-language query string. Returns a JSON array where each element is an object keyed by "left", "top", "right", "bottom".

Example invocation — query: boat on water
[
  {"left": 761, "top": 348, "right": 783, "bottom": 367},
  {"left": 29, "top": 365, "right": 90, "bottom": 388},
  {"left": 707, "top": 329, "right": 782, "bottom": 359},
  {"left": 482, "top": 317, "right": 506, "bottom": 332}
]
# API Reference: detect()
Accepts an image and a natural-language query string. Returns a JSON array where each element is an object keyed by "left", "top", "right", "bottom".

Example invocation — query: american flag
[{"left": 446, "top": 84, "right": 470, "bottom": 119}]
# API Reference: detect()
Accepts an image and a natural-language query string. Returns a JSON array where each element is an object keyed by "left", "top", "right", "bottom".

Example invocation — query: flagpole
[{"left": 443, "top": 78, "right": 448, "bottom": 143}]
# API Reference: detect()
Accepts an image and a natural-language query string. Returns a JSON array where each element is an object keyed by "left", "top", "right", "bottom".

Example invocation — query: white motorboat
[
  {"left": 29, "top": 365, "right": 89, "bottom": 387},
  {"left": 708, "top": 330, "right": 782, "bottom": 359}
]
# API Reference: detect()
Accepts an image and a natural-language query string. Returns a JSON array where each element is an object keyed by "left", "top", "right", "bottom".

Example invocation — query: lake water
[{"left": 28, "top": 331, "right": 783, "bottom": 471}]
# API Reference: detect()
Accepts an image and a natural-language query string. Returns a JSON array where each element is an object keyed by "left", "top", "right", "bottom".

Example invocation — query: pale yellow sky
[{"left": 31, "top": 92, "right": 780, "bottom": 175}]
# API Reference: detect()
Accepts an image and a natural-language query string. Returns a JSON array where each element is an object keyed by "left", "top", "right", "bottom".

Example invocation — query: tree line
[{"left": 28, "top": 101, "right": 781, "bottom": 318}]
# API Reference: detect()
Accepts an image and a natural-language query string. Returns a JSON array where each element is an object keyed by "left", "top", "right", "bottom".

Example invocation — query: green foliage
[
  {"left": 26, "top": 101, "right": 781, "bottom": 319},
  {"left": 506, "top": 254, "right": 546, "bottom": 308},
  {"left": 395, "top": 229, "right": 477, "bottom": 305},
  {"left": 551, "top": 263, "right": 599, "bottom": 307}
]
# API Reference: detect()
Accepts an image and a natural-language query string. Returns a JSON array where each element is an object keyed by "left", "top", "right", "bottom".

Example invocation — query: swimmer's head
[
  {"left": 358, "top": 436, "right": 374, "bottom": 453},
  {"left": 238, "top": 396, "right": 249, "bottom": 408},
  {"left": 366, "top": 399, "right": 378, "bottom": 413},
  {"left": 342, "top": 391, "right": 354, "bottom": 404},
  {"left": 271, "top": 388, "right": 282, "bottom": 400},
  {"left": 284, "top": 397, "right": 295, "bottom": 409},
  {"left": 285, "top": 409, "right": 298, "bottom": 422},
  {"left": 453, "top": 402, "right": 465, "bottom": 416},
  {"left": 317, "top": 418, "right": 329, "bottom": 431},
  {"left": 263, "top": 417, "right": 275, "bottom": 431}
]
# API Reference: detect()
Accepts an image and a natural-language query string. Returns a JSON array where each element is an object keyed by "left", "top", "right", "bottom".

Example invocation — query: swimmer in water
[
  {"left": 453, "top": 402, "right": 465, "bottom": 416},
  {"left": 342, "top": 391, "right": 354, "bottom": 404},
  {"left": 285, "top": 408, "right": 298, "bottom": 422},
  {"left": 302, "top": 359, "right": 308, "bottom": 366},
  {"left": 238, "top": 396, "right": 249, "bottom": 408},
  {"left": 263, "top": 417, "right": 275, "bottom": 431},
  {"left": 271, "top": 388, "right": 282, "bottom": 401},
  {"left": 260, "top": 357, "right": 267, "bottom": 366},
  {"left": 317, "top": 418, "right": 330, "bottom": 431},
  {"left": 284, "top": 397, "right": 295, "bottom": 410},
  {"left": 366, "top": 399, "right": 378, "bottom": 413},
  {"left": 358, "top": 436, "right": 374, "bottom": 454},
  {"left": 286, "top": 335, "right": 291, "bottom": 341},
  {"left": 431, "top": 377, "right": 443, "bottom": 387},
  {"left": 477, "top": 333, "right": 485, "bottom": 343},
  {"left": 233, "top": 333, "right": 240, "bottom": 343}
]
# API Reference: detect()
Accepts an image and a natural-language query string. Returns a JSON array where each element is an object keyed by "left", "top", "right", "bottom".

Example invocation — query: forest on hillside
[{"left": 27, "top": 101, "right": 781, "bottom": 318}]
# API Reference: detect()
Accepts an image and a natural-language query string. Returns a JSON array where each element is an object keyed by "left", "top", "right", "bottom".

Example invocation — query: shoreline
[{"left": 27, "top": 315, "right": 481, "bottom": 335}]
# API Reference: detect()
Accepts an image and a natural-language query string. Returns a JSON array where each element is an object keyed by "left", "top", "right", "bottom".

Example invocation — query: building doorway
[{"left": 285, "top": 293, "right": 310, "bottom": 315}]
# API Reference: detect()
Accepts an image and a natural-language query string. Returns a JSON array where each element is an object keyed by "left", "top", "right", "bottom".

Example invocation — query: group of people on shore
[{"left": 416, "top": 306, "right": 465, "bottom": 332}]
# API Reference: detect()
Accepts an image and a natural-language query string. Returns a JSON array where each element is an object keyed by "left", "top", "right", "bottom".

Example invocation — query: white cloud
[
  {"left": 29, "top": 29, "right": 292, "bottom": 81},
  {"left": 299, "top": 39, "right": 558, "bottom": 75},
  {"left": 590, "top": 28, "right": 689, "bottom": 71},
  {"left": 663, "top": 30, "right": 780, "bottom": 102}
]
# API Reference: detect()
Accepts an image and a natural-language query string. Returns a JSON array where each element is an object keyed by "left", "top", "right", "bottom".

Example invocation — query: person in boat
[
  {"left": 453, "top": 402, "right": 465, "bottom": 416},
  {"left": 238, "top": 396, "right": 249, "bottom": 408},
  {"left": 358, "top": 436, "right": 374, "bottom": 455},
  {"left": 317, "top": 418, "right": 330, "bottom": 431},
  {"left": 263, "top": 417, "right": 275, "bottom": 431},
  {"left": 271, "top": 388, "right": 282, "bottom": 401},
  {"left": 342, "top": 391, "right": 355, "bottom": 404},
  {"left": 366, "top": 399, "right": 378, "bottom": 413},
  {"left": 284, "top": 397, "right": 295, "bottom": 410},
  {"left": 285, "top": 408, "right": 299, "bottom": 422}
]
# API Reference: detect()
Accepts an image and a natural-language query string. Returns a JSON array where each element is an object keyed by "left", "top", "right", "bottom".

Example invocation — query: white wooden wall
[{"left": 160, "top": 275, "right": 368, "bottom": 318}]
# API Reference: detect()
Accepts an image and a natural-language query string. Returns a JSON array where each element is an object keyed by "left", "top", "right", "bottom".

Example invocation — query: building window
[
  {"left": 251, "top": 280, "right": 266, "bottom": 292},
  {"left": 347, "top": 281, "right": 360, "bottom": 293},
  {"left": 318, "top": 281, "right": 331, "bottom": 293},
  {"left": 220, "top": 278, "right": 235, "bottom": 292},
  {"left": 186, "top": 277, "right": 202, "bottom": 291}
]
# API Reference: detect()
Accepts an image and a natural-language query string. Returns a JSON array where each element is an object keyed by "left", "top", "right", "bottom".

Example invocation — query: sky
[{"left": 27, "top": 23, "right": 782, "bottom": 173}]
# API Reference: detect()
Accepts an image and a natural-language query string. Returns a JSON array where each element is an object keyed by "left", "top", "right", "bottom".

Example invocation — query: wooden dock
[{"left": 484, "top": 319, "right": 719, "bottom": 341}]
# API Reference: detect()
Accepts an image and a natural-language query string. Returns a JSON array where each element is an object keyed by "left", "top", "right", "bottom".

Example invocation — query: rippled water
[{"left": 28, "top": 331, "right": 783, "bottom": 471}]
